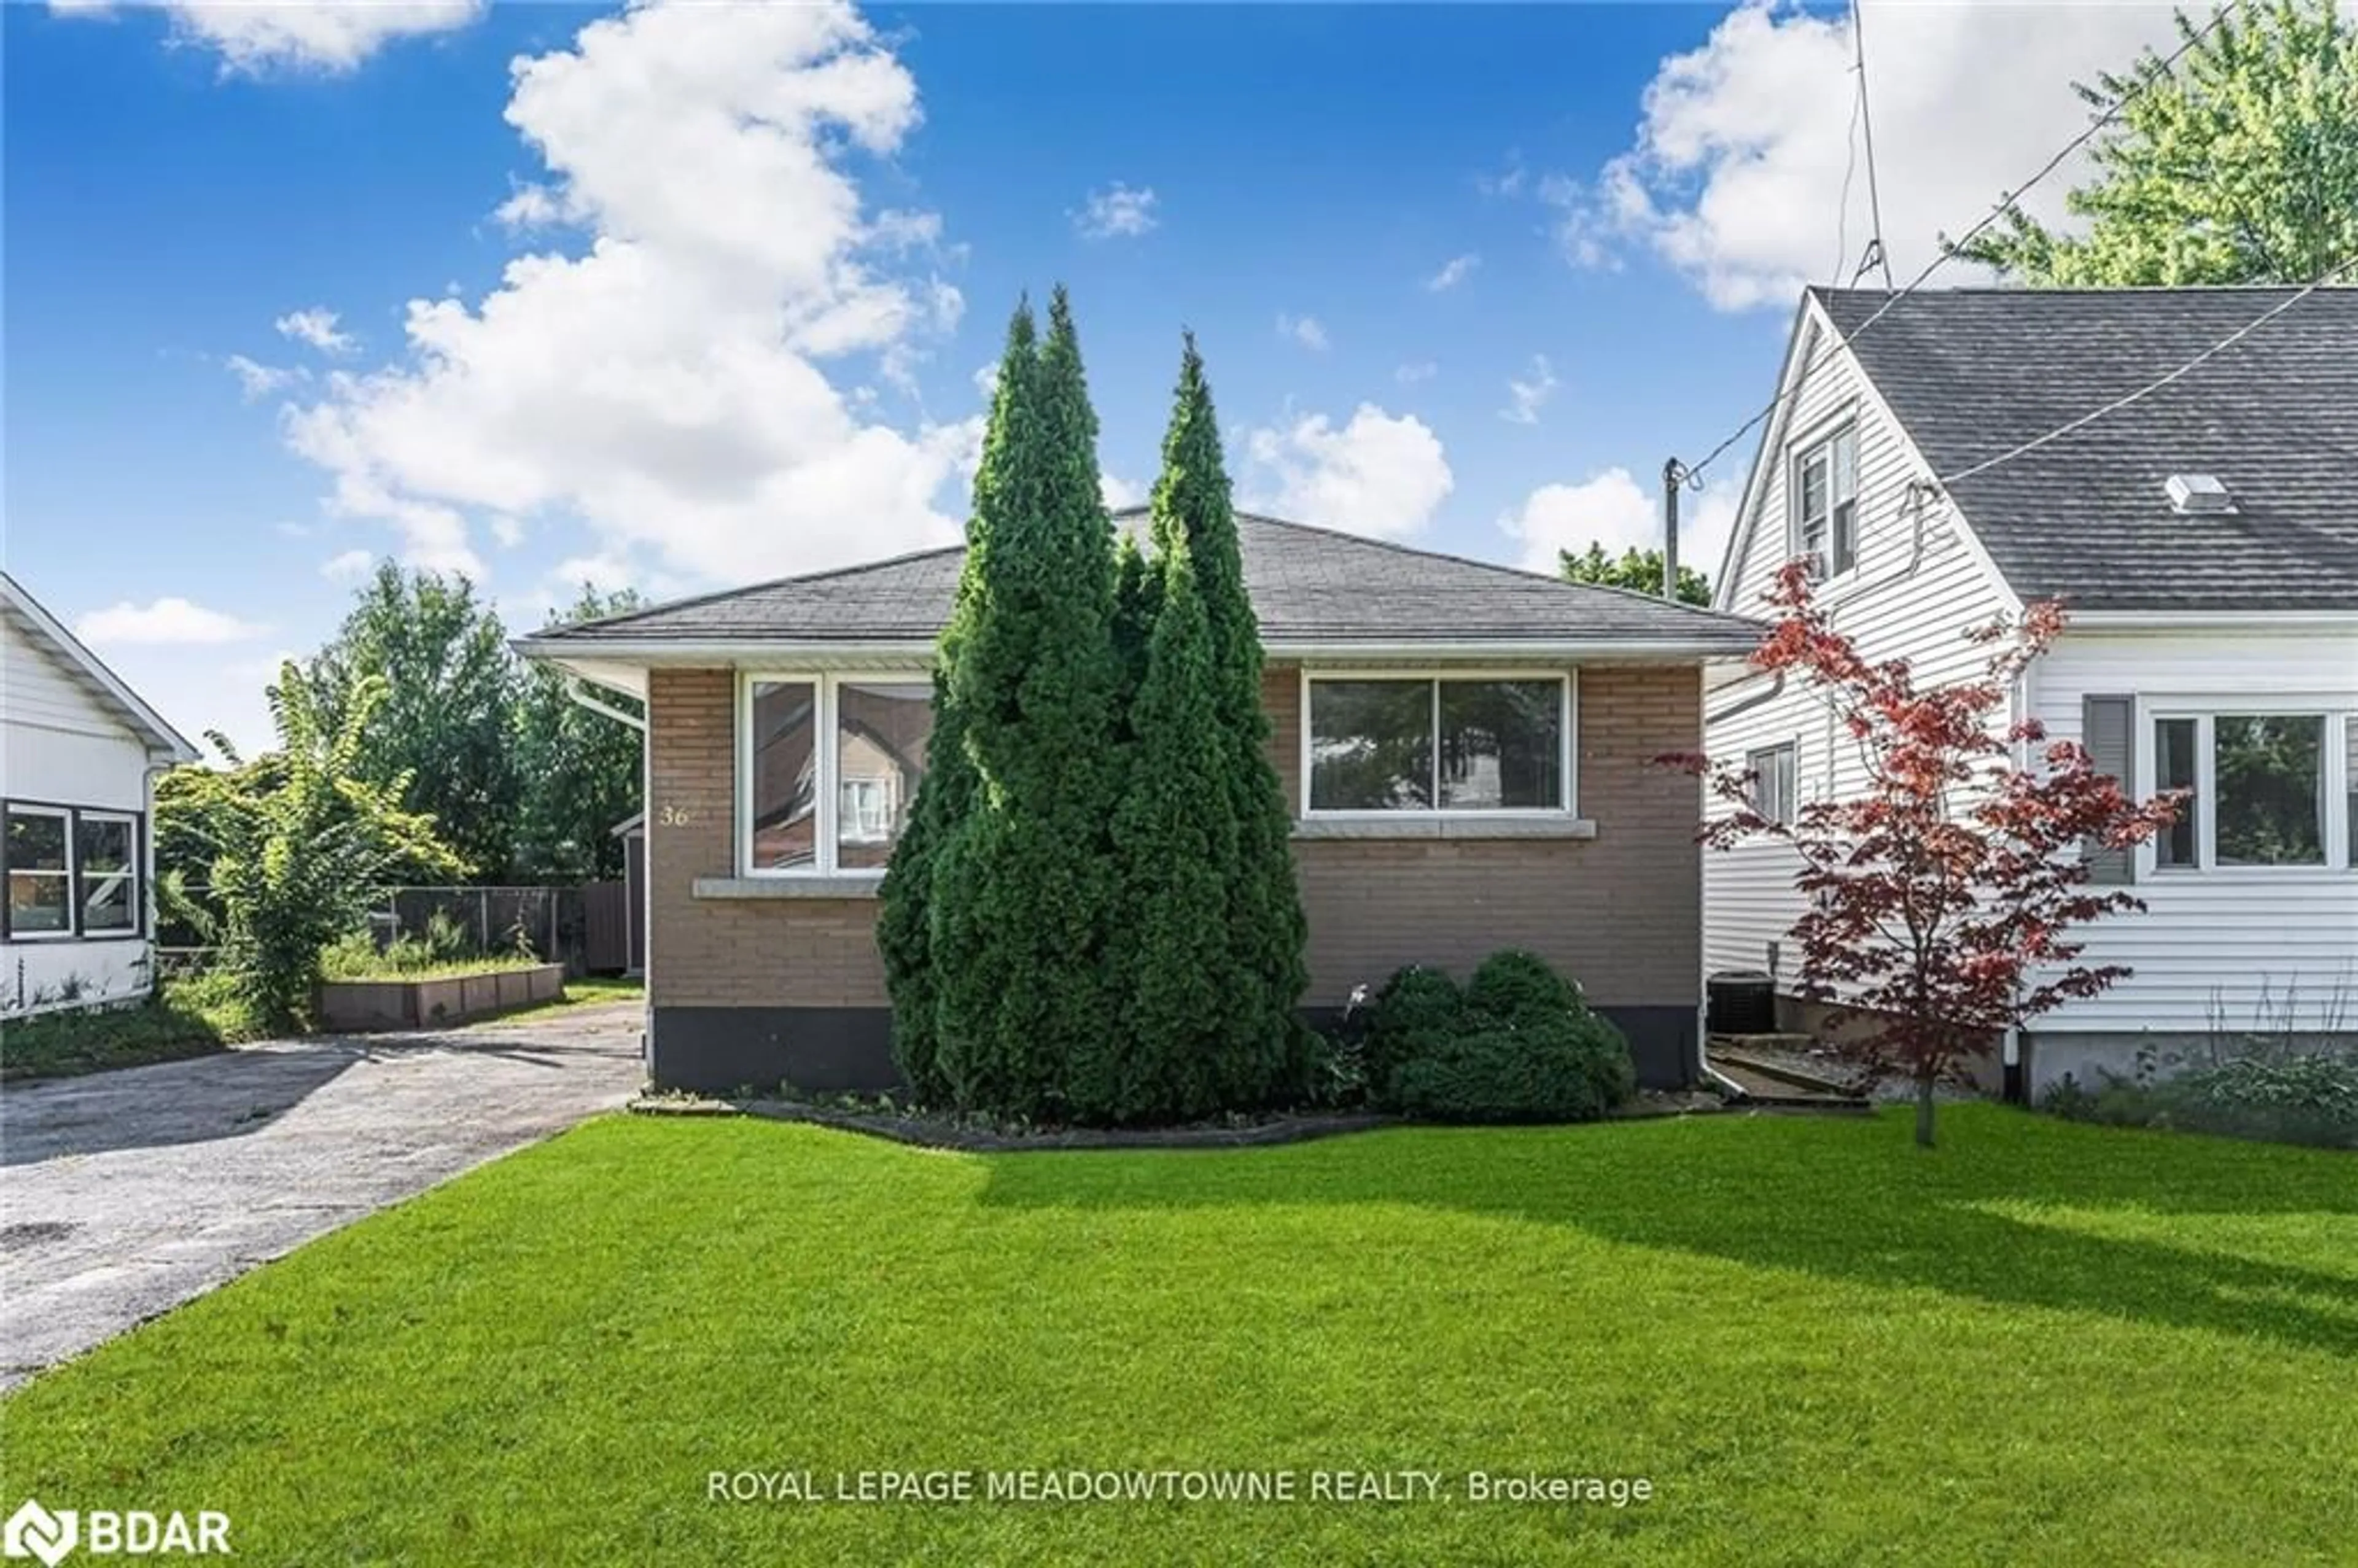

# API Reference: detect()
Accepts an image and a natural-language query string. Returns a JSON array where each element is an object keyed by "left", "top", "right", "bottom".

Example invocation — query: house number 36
[{"left": 659, "top": 805, "right": 699, "bottom": 828}]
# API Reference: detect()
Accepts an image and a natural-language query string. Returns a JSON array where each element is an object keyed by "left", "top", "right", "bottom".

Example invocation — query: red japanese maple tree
[{"left": 1665, "top": 562, "right": 2185, "bottom": 1147}]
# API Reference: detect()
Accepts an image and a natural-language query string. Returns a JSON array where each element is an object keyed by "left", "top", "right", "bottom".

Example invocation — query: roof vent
[{"left": 2165, "top": 473, "right": 2235, "bottom": 514}]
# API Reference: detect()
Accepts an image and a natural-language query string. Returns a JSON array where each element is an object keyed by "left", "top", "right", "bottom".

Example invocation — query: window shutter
[{"left": 2083, "top": 694, "right": 2134, "bottom": 885}]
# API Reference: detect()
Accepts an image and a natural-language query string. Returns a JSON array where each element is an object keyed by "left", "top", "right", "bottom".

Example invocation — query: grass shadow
[{"left": 973, "top": 1105, "right": 2358, "bottom": 1359}]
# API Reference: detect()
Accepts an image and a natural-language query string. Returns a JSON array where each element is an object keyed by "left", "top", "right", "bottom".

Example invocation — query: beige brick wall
[
  {"left": 644, "top": 661, "right": 1703, "bottom": 1012},
  {"left": 646, "top": 668, "right": 885, "bottom": 1007},
  {"left": 1269, "top": 663, "right": 1703, "bottom": 1007}
]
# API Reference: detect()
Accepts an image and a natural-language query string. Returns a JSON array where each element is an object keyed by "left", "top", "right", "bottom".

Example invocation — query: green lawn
[{"left": 5, "top": 1106, "right": 2351, "bottom": 1566}]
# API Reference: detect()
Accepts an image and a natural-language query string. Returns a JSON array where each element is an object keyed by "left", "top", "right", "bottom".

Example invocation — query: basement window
[
  {"left": 741, "top": 674, "right": 932, "bottom": 877},
  {"left": 1304, "top": 673, "right": 1572, "bottom": 816}
]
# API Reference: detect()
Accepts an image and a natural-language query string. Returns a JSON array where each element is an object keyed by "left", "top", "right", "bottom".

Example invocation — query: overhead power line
[
  {"left": 1933, "top": 253, "right": 2358, "bottom": 488},
  {"left": 1676, "top": 0, "right": 2248, "bottom": 492}
]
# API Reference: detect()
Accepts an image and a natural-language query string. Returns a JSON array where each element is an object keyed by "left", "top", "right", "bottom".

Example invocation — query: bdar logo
[{"left": 2, "top": 1500, "right": 76, "bottom": 1567}]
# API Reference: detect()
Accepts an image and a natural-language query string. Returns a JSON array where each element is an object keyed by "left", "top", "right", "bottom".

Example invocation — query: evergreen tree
[
  {"left": 1091, "top": 527, "right": 1234, "bottom": 1120},
  {"left": 877, "top": 303, "right": 1035, "bottom": 1101},
  {"left": 1140, "top": 334, "right": 1310, "bottom": 1106},
  {"left": 929, "top": 288, "right": 1124, "bottom": 1117}
]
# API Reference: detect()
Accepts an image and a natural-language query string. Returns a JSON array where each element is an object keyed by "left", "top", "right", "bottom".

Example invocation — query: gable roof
[
  {"left": 1, "top": 572, "right": 199, "bottom": 764},
  {"left": 523, "top": 509, "right": 1765, "bottom": 664},
  {"left": 1811, "top": 285, "right": 2358, "bottom": 612}
]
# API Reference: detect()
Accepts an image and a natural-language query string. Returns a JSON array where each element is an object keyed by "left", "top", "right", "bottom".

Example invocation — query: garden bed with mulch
[{"left": 627, "top": 1084, "right": 1754, "bottom": 1149}]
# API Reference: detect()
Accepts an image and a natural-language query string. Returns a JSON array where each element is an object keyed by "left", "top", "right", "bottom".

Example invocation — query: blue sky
[{"left": 4, "top": 1, "right": 2185, "bottom": 752}]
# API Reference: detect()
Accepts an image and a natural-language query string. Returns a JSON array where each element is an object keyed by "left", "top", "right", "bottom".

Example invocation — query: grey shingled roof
[
  {"left": 1813, "top": 285, "right": 2358, "bottom": 611},
  {"left": 529, "top": 510, "right": 1764, "bottom": 653}
]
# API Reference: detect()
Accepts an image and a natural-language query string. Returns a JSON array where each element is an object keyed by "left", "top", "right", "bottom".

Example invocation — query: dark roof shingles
[
  {"left": 539, "top": 512, "right": 1764, "bottom": 652},
  {"left": 1813, "top": 285, "right": 2358, "bottom": 610}
]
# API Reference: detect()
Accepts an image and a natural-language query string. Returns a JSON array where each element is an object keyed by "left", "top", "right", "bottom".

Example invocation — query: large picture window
[
  {"left": 2148, "top": 709, "right": 2354, "bottom": 873},
  {"left": 742, "top": 674, "right": 932, "bottom": 876},
  {"left": 1306, "top": 675, "right": 1570, "bottom": 815},
  {"left": 3, "top": 802, "right": 144, "bottom": 939}
]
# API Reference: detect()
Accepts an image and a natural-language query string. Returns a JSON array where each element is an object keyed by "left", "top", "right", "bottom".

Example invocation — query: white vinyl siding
[
  {"left": 2033, "top": 628, "right": 2358, "bottom": 1035},
  {"left": 1702, "top": 308, "right": 2020, "bottom": 980}
]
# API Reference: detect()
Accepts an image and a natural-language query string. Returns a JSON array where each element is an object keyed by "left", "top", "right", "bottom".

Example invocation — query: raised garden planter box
[{"left": 316, "top": 964, "right": 564, "bottom": 1032}]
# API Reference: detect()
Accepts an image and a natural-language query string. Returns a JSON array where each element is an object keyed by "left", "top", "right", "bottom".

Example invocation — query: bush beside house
[{"left": 1358, "top": 950, "right": 1636, "bottom": 1124}]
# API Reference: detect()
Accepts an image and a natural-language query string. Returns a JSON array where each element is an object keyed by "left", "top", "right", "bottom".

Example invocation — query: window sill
[
  {"left": 1293, "top": 817, "right": 1598, "bottom": 842},
  {"left": 692, "top": 876, "right": 882, "bottom": 901}
]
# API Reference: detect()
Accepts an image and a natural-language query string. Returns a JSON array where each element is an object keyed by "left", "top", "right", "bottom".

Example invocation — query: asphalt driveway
[{"left": 0, "top": 999, "right": 644, "bottom": 1390}]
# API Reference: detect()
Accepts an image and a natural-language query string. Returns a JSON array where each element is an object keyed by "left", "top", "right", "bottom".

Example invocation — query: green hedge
[{"left": 1363, "top": 950, "right": 1634, "bottom": 1124}]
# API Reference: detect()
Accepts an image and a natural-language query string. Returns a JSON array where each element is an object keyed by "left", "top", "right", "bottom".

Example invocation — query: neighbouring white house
[
  {"left": 2, "top": 571, "right": 198, "bottom": 1018},
  {"left": 1704, "top": 284, "right": 2358, "bottom": 1099}
]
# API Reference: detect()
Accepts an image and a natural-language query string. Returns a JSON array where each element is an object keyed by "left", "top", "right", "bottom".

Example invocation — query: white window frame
[
  {"left": 1298, "top": 669, "right": 1578, "bottom": 820},
  {"left": 737, "top": 671, "right": 931, "bottom": 878},
  {"left": 4, "top": 802, "right": 76, "bottom": 942},
  {"left": 74, "top": 809, "right": 141, "bottom": 936},
  {"left": 2139, "top": 701, "right": 2355, "bottom": 877},
  {"left": 1788, "top": 417, "right": 1859, "bottom": 580},
  {"left": 1746, "top": 740, "right": 1798, "bottom": 825}
]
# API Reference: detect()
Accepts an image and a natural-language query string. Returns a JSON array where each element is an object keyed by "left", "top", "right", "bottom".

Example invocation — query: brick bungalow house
[{"left": 521, "top": 508, "right": 1764, "bottom": 1095}]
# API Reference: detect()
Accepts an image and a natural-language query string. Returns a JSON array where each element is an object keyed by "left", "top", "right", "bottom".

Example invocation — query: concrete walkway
[{"left": 0, "top": 1000, "right": 644, "bottom": 1390}]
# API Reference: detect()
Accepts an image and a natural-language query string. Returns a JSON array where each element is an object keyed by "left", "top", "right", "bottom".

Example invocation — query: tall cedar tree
[
  {"left": 927, "top": 289, "right": 1124, "bottom": 1117},
  {"left": 876, "top": 306, "right": 1033, "bottom": 1101},
  {"left": 1087, "top": 528, "right": 1235, "bottom": 1120},
  {"left": 1146, "top": 335, "right": 1310, "bottom": 1103}
]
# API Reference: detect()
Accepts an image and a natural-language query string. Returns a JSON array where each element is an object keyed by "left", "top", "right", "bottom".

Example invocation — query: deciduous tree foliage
[
  {"left": 1664, "top": 565, "right": 2185, "bottom": 1147},
  {"left": 304, "top": 563, "right": 519, "bottom": 880},
  {"left": 1560, "top": 542, "right": 1711, "bottom": 607},
  {"left": 1961, "top": 0, "right": 2358, "bottom": 286},
  {"left": 511, "top": 586, "right": 647, "bottom": 883},
  {"left": 156, "top": 664, "right": 466, "bottom": 1027}
]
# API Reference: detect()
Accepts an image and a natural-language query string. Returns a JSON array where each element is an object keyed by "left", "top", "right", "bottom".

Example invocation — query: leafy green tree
[
  {"left": 1133, "top": 333, "right": 1309, "bottom": 1109},
  {"left": 879, "top": 308, "right": 1036, "bottom": 1101},
  {"left": 511, "top": 586, "right": 647, "bottom": 882},
  {"left": 305, "top": 562, "right": 520, "bottom": 880},
  {"left": 928, "top": 289, "right": 1125, "bottom": 1118},
  {"left": 1959, "top": 1, "right": 2358, "bottom": 285},
  {"left": 1560, "top": 542, "right": 1711, "bottom": 607},
  {"left": 157, "top": 663, "right": 466, "bottom": 1027}
]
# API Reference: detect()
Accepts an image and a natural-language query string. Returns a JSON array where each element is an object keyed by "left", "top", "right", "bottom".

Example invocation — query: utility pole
[{"left": 1660, "top": 457, "right": 1685, "bottom": 602}]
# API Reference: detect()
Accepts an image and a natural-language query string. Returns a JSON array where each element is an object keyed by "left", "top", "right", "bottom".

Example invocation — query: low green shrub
[
  {"left": 1362, "top": 965, "right": 1461, "bottom": 1100},
  {"left": 1358, "top": 950, "right": 1634, "bottom": 1124},
  {"left": 2043, "top": 1050, "right": 2358, "bottom": 1150}
]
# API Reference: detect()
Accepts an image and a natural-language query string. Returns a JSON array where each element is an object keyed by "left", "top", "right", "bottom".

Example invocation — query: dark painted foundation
[{"left": 652, "top": 1002, "right": 1700, "bottom": 1096}]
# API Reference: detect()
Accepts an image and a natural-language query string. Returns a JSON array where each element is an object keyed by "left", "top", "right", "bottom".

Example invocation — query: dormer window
[{"left": 1791, "top": 424, "right": 1858, "bottom": 578}]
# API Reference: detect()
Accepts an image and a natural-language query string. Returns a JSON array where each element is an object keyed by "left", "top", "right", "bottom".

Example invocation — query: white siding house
[
  {"left": 2, "top": 573, "right": 198, "bottom": 1017},
  {"left": 1704, "top": 285, "right": 2358, "bottom": 1097}
]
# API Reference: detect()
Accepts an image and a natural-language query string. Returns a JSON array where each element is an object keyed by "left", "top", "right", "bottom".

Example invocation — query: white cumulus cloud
[
  {"left": 1500, "top": 354, "right": 1558, "bottom": 425},
  {"left": 321, "top": 549, "right": 376, "bottom": 585},
  {"left": 76, "top": 596, "right": 267, "bottom": 646},
  {"left": 1073, "top": 182, "right": 1159, "bottom": 240},
  {"left": 275, "top": 0, "right": 981, "bottom": 587},
  {"left": 1276, "top": 313, "right": 1330, "bottom": 352},
  {"left": 1498, "top": 467, "right": 1739, "bottom": 579},
  {"left": 224, "top": 354, "right": 305, "bottom": 402},
  {"left": 274, "top": 306, "right": 356, "bottom": 354},
  {"left": 1554, "top": 0, "right": 2205, "bottom": 310},
  {"left": 1425, "top": 253, "right": 1480, "bottom": 292},
  {"left": 1244, "top": 405, "right": 1453, "bottom": 540},
  {"left": 52, "top": 1, "right": 485, "bottom": 74}
]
